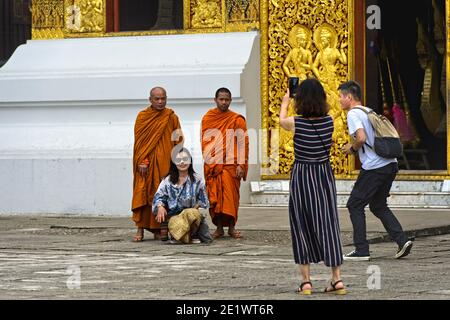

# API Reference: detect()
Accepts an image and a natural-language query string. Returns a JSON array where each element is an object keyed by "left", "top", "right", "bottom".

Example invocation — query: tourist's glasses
[{"left": 174, "top": 156, "right": 191, "bottom": 164}]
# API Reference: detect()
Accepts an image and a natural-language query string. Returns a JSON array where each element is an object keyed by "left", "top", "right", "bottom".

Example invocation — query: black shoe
[
  {"left": 343, "top": 250, "right": 370, "bottom": 261},
  {"left": 395, "top": 240, "right": 413, "bottom": 259}
]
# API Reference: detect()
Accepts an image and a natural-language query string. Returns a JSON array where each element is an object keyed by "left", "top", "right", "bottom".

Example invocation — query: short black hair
[
  {"left": 294, "top": 78, "right": 330, "bottom": 117},
  {"left": 215, "top": 87, "right": 232, "bottom": 98},
  {"left": 338, "top": 81, "right": 362, "bottom": 101}
]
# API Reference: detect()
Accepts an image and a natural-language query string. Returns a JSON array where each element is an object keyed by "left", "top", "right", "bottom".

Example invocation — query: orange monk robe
[
  {"left": 201, "top": 108, "right": 249, "bottom": 227},
  {"left": 132, "top": 106, "right": 183, "bottom": 231}
]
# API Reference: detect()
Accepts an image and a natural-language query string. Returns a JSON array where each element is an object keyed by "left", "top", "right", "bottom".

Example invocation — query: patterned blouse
[{"left": 152, "top": 173, "right": 209, "bottom": 216}]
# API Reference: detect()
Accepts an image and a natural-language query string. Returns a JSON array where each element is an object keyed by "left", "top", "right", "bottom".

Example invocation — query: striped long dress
[{"left": 289, "top": 116, "right": 343, "bottom": 267}]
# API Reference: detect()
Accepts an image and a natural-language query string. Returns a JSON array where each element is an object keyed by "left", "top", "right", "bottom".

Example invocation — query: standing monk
[
  {"left": 132, "top": 87, "right": 183, "bottom": 242},
  {"left": 201, "top": 88, "right": 249, "bottom": 239}
]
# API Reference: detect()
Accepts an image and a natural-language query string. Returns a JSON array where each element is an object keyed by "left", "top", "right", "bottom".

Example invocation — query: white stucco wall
[{"left": 0, "top": 32, "right": 261, "bottom": 215}]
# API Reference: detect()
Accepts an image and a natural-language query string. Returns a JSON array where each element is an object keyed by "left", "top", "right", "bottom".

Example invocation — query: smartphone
[{"left": 289, "top": 77, "right": 299, "bottom": 98}]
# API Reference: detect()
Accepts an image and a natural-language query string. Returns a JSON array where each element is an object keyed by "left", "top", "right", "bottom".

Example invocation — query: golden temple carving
[
  {"left": 227, "top": 0, "right": 259, "bottom": 22},
  {"left": 65, "top": 0, "right": 105, "bottom": 33},
  {"left": 31, "top": 1, "right": 260, "bottom": 38},
  {"left": 282, "top": 25, "right": 313, "bottom": 79},
  {"left": 262, "top": 0, "right": 351, "bottom": 177},
  {"left": 225, "top": 0, "right": 259, "bottom": 31},
  {"left": 31, "top": 0, "right": 65, "bottom": 39},
  {"left": 191, "top": 0, "right": 222, "bottom": 28}
]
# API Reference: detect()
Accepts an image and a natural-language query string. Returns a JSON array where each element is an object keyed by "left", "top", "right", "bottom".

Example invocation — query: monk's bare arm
[
  {"left": 235, "top": 116, "right": 249, "bottom": 180},
  {"left": 133, "top": 112, "right": 149, "bottom": 176},
  {"left": 171, "top": 114, "right": 184, "bottom": 146}
]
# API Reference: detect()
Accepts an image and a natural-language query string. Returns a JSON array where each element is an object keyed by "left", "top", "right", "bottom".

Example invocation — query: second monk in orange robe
[
  {"left": 201, "top": 88, "right": 249, "bottom": 239},
  {"left": 132, "top": 87, "right": 183, "bottom": 242}
]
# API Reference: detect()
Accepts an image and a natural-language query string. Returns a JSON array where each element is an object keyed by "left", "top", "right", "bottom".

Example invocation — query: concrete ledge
[{"left": 251, "top": 191, "right": 450, "bottom": 208}]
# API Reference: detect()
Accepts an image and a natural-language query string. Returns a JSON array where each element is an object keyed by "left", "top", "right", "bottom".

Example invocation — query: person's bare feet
[
  {"left": 212, "top": 228, "right": 224, "bottom": 239},
  {"left": 133, "top": 228, "right": 144, "bottom": 242},
  {"left": 228, "top": 226, "right": 242, "bottom": 239}
]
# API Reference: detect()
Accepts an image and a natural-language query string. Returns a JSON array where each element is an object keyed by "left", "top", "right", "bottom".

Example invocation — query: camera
[{"left": 289, "top": 77, "right": 299, "bottom": 98}]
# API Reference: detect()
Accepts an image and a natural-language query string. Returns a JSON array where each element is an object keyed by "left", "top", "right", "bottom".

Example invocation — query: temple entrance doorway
[{"left": 364, "top": 0, "right": 447, "bottom": 171}]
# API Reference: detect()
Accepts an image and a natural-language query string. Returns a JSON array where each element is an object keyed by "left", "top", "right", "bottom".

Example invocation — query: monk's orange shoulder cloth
[
  {"left": 201, "top": 108, "right": 248, "bottom": 225},
  {"left": 201, "top": 107, "right": 248, "bottom": 173}
]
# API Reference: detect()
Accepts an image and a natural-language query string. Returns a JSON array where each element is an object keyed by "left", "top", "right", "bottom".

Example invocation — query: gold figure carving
[
  {"left": 283, "top": 25, "right": 313, "bottom": 79},
  {"left": 227, "top": 0, "right": 259, "bottom": 22},
  {"left": 312, "top": 24, "right": 349, "bottom": 169},
  {"left": 313, "top": 24, "right": 348, "bottom": 173},
  {"left": 313, "top": 24, "right": 347, "bottom": 93},
  {"left": 264, "top": 0, "right": 351, "bottom": 177},
  {"left": 280, "top": 25, "right": 313, "bottom": 155},
  {"left": 31, "top": 0, "right": 65, "bottom": 39},
  {"left": 191, "top": 0, "right": 222, "bottom": 28},
  {"left": 72, "top": 0, "right": 104, "bottom": 33}
]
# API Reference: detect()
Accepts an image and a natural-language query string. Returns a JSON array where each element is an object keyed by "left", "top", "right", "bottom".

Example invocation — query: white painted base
[
  {"left": 0, "top": 158, "right": 131, "bottom": 215},
  {"left": 250, "top": 180, "right": 450, "bottom": 208},
  {"left": 0, "top": 32, "right": 261, "bottom": 215}
]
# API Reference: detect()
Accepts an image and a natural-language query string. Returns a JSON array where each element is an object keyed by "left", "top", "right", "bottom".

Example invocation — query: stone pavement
[{"left": 0, "top": 207, "right": 450, "bottom": 300}]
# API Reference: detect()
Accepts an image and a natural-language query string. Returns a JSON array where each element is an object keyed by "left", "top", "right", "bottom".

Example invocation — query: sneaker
[
  {"left": 343, "top": 250, "right": 370, "bottom": 261},
  {"left": 395, "top": 240, "right": 413, "bottom": 259},
  {"left": 190, "top": 238, "right": 201, "bottom": 244}
]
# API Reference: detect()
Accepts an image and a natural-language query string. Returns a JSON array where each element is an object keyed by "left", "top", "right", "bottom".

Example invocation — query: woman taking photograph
[{"left": 279, "top": 78, "right": 346, "bottom": 295}]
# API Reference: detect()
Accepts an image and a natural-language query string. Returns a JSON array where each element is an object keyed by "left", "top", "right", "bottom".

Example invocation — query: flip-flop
[{"left": 133, "top": 234, "right": 144, "bottom": 242}]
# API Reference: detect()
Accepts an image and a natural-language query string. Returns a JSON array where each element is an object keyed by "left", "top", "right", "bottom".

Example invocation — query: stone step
[{"left": 250, "top": 180, "right": 450, "bottom": 208}]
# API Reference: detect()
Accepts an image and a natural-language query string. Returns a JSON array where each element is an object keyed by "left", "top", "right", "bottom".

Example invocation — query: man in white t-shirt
[{"left": 338, "top": 81, "right": 413, "bottom": 261}]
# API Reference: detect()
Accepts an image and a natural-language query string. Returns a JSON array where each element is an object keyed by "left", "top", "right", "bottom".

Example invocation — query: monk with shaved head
[
  {"left": 131, "top": 87, "right": 183, "bottom": 242},
  {"left": 201, "top": 88, "right": 249, "bottom": 239}
]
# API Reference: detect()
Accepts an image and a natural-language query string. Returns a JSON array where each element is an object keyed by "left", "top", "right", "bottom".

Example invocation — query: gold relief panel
[
  {"left": 31, "top": 0, "right": 65, "bottom": 39},
  {"left": 261, "top": 0, "right": 353, "bottom": 179},
  {"left": 185, "top": 0, "right": 260, "bottom": 31},
  {"left": 188, "top": 0, "right": 223, "bottom": 29},
  {"left": 64, "top": 0, "right": 105, "bottom": 34},
  {"left": 225, "top": 0, "right": 260, "bottom": 31}
]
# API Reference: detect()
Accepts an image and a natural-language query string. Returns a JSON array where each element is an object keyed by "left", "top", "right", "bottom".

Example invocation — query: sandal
[
  {"left": 228, "top": 229, "right": 243, "bottom": 239},
  {"left": 324, "top": 280, "right": 346, "bottom": 295},
  {"left": 297, "top": 281, "right": 312, "bottom": 295}
]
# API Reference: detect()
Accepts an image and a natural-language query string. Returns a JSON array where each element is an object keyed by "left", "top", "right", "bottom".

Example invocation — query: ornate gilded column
[{"left": 261, "top": 0, "right": 353, "bottom": 178}]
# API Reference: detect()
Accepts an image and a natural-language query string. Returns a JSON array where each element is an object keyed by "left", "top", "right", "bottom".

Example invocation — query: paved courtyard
[{"left": 0, "top": 208, "right": 449, "bottom": 300}]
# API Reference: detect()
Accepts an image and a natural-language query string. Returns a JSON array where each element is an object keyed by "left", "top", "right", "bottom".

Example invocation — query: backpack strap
[
  {"left": 350, "top": 106, "right": 374, "bottom": 153},
  {"left": 352, "top": 106, "right": 373, "bottom": 114}
]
